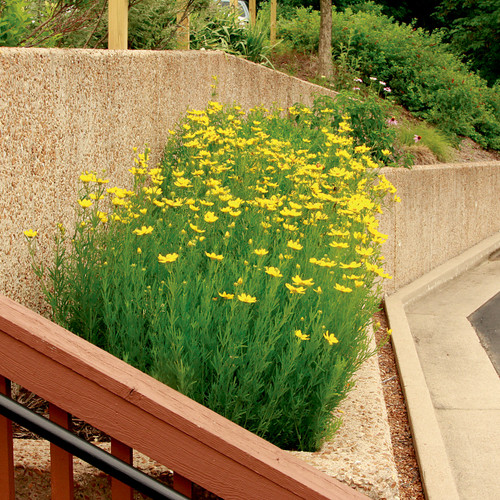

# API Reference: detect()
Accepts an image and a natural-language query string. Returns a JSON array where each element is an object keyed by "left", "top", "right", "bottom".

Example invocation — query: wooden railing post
[
  {"left": 49, "top": 403, "right": 74, "bottom": 499},
  {"left": 0, "top": 377, "right": 15, "bottom": 500},
  {"left": 173, "top": 472, "right": 192, "bottom": 498},
  {"left": 111, "top": 437, "right": 133, "bottom": 499}
]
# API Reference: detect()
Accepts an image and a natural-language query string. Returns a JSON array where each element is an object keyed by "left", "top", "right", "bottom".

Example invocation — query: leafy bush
[
  {"left": 309, "top": 92, "right": 412, "bottom": 166},
  {"left": 190, "top": 4, "right": 272, "bottom": 64},
  {"left": 329, "top": 6, "right": 500, "bottom": 149},
  {"left": 277, "top": 6, "right": 320, "bottom": 53},
  {"left": 27, "top": 98, "right": 398, "bottom": 451}
]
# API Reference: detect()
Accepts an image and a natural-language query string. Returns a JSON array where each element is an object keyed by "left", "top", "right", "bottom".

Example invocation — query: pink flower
[
  {"left": 354, "top": 77, "right": 363, "bottom": 83},
  {"left": 353, "top": 87, "right": 361, "bottom": 91},
  {"left": 414, "top": 135, "right": 422, "bottom": 143},
  {"left": 379, "top": 81, "right": 386, "bottom": 85},
  {"left": 387, "top": 117, "right": 398, "bottom": 126},
  {"left": 384, "top": 87, "right": 392, "bottom": 93}
]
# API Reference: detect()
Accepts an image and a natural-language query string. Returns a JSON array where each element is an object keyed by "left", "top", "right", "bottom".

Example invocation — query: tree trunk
[{"left": 318, "top": 0, "right": 333, "bottom": 80}]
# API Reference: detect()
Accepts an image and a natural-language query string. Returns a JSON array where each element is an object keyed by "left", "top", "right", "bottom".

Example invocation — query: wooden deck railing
[{"left": 0, "top": 294, "right": 368, "bottom": 499}]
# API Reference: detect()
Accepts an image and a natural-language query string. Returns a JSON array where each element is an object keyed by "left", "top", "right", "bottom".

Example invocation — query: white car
[{"left": 217, "top": 0, "right": 250, "bottom": 24}]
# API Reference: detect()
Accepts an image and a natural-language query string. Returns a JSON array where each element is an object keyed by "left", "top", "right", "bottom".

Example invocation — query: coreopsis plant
[{"left": 27, "top": 98, "right": 399, "bottom": 451}]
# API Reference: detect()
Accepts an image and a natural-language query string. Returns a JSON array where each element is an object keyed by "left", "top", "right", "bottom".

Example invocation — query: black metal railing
[{"left": 0, "top": 392, "right": 188, "bottom": 500}]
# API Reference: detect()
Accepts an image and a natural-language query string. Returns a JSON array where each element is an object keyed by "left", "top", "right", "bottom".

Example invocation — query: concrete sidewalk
[{"left": 385, "top": 233, "right": 500, "bottom": 500}]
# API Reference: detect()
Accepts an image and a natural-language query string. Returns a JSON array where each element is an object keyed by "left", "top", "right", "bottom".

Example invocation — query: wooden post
[
  {"left": 176, "top": 1, "right": 190, "bottom": 50},
  {"left": 108, "top": 0, "right": 128, "bottom": 50},
  {"left": 270, "top": 0, "right": 277, "bottom": 45},
  {"left": 0, "top": 377, "right": 15, "bottom": 500},
  {"left": 49, "top": 403, "right": 74, "bottom": 499},
  {"left": 249, "top": 0, "right": 256, "bottom": 26},
  {"left": 111, "top": 438, "right": 134, "bottom": 499}
]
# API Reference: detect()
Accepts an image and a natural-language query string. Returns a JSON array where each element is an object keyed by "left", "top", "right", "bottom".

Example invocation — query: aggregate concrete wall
[
  {"left": 0, "top": 47, "right": 336, "bottom": 311},
  {"left": 1, "top": 48, "right": 499, "bottom": 311},
  {"left": 380, "top": 162, "right": 500, "bottom": 294}
]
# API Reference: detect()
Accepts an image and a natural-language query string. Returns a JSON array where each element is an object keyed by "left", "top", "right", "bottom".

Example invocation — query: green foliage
[
  {"left": 397, "top": 122, "right": 455, "bottom": 163},
  {"left": 27, "top": 98, "right": 398, "bottom": 451},
  {"left": 434, "top": 0, "right": 500, "bottom": 86},
  {"left": 328, "top": 7, "right": 500, "bottom": 150},
  {"left": 0, "top": 0, "right": 35, "bottom": 46},
  {"left": 190, "top": 4, "right": 272, "bottom": 64},
  {"left": 277, "top": 6, "right": 320, "bottom": 53},
  {"left": 310, "top": 92, "right": 412, "bottom": 166}
]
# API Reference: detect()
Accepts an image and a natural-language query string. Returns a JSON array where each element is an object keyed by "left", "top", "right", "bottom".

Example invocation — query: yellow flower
[
  {"left": 219, "top": 291, "right": 234, "bottom": 299},
  {"left": 265, "top": 266, "right": 282, "bottom": 278},
  {"left": 382, "top": 149, "right": 391, "bottom": 156},
  {"left": 79, "top": 172, "right": 97, "bottom": 183},
  {"left": 323, "top": 331, "right": 339, "bottom": 345},
  {"left": 355, "top": 246, "right": 374, "bottom": 257},
  {"left": 112, "top": 197, "right": 126, "bottom": 206},
  {"left": 287, "top": 240, "right": 303, "bottom": 251},
  {"left": 234, "top": 277, "right": 243, "bottom": 286},
  {"left": 205, "top": 251, "right": 223, "bottom": 261},
  {"left": 204, "top": 211, "right": 218, "bottom": 223},
  {"left": 292, "top": 275, "right": 314, "bottom": 287},
  {"left": 96, "top": 211, "right": 108, "bottom": 223},
  {"left": 78, "top": 199, "right": 93, "bottom": 209},
  {"left": 133, "top": 226, "right": 154, "bottom": 235},
  {"left": 340, "top": 261, "right": 362, "bottom": 269},
  {"left": 24, "top": 229, "right": 37, "bottom": 238},
  {"left": 285, "top": 283, "right": 306, "bottom": 295},
  {"left": 158, "top": 253, "right": 179, "bottom": 263},
  {"left": 329, "top": 241, "right": 349, "bottom": 249},
  {"left": 295, "top": 330, "right": 310, "bottom": 341},
  {"left": 254, "top": 248, "right": 269, "bottom": 256},
  {"left": 189, "top": 223, "right": 205, "bottom": 234},
  {"left": 137, "top": 247, "right": 142, "bottom": 254},
  {"left": 237, "top": 293, "right": 257, "bottom": 304},
  {"left": 334, "top": 283, "right": 352, "bottom": 293},
  {"left": 313, "top": 286, "right": 323, "bottom": 294}
]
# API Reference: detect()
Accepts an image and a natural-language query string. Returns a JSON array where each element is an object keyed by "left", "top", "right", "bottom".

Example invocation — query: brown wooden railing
[{"left": 0, "top": 294, "right": 368, "bottom": 499}]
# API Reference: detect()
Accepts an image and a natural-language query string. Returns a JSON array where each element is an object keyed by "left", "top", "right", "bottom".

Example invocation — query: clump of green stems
[{"left": 27, "top": 98, "right": 398, "bottom": 451}]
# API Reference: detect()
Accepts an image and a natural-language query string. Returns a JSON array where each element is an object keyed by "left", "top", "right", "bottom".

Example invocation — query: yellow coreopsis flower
[
  {"left": 218, "top": 291, "right": 234, "bottom": 299},
  {"left": 189, "top": 223, "right": 205, "bottom": 234},
  {"left": 291, "top": 275, "right": 314, "bottom": 287},
  {"left": 78, "top": 199, "right": 93, "bottom": 209},
  {"left": 340, "top": 261, "right": 362, "bottom": 269},
  {"left": 158, "top": 253, "right": 179, "bottom": 263},
  {"left": 205, "top": 251, "right": 223, "bottom": 261},
  {"left": 24, "top": 229, "right": 37, "bottom": 238},
  {"left": 79, "top": 171, "right": 97, "bottom": 183},
  {"left": 323, "top": 331, "right": 339, "bottom": 345},
  {"left": 287, "top": 240, "right": 303, "bottom": 251},
  {"left": 295, "top": 330, "right": 310, "bottom": 341},
  {"left": 285, "top": 283, "right": 306, "bottom": 295},
  {"left": 334, "top": 283, "right": 353, "bottom": 293},
  {"left": 133, "top": 226, "right": 154, "bottom": 236},
  {"left": 204, "top": 211, "right": 218, "bottom": 223},
  {"left": 254, "top": 248, "right": 269, "bottom": 256},
  {"left": 97, "top": 211, "right": 108, "bottom": 223},
  {"left": 265, "top": 266, "right": 282, "bottom": 278},
  {"left": 237, "top": 293, "right": 257, "bottom": 304}
]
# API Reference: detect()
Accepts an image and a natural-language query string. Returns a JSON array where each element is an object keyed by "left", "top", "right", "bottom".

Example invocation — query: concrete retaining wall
[
  {"left": 380, "top": 162, "right": 500, "bottom": 293},
  {"left": 1, "top": 48, "right": 499, "bottom": 310}
]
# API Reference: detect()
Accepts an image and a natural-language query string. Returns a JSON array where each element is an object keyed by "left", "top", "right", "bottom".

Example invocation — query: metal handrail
[{"left": 0, "top": 393, "right": 188, "bottom": 500}]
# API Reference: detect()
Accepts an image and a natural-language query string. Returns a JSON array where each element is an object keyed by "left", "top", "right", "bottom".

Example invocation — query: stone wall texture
[{"left": 1, "top": 47, "right": 499, "bottom": 310}]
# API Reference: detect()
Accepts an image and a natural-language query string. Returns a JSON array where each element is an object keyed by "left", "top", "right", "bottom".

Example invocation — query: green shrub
[
  {"left": 190, "top": 4, "right": 272, "bottom": 64},
  {"left": 328, "top": 6, "right": 500, "bottom": 150},
  {"left": 27, "top": 98, "right": 398, "bottom": 451},
  {"left": 277, "top": 6, "right": 320, "bottom": 53},
  {"left": 309, "top": 92, "right": 412, "bottom": 166}
]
